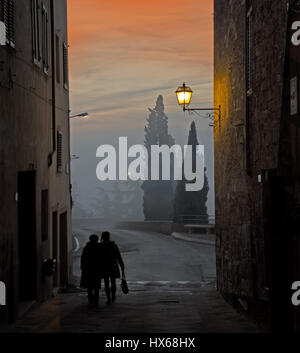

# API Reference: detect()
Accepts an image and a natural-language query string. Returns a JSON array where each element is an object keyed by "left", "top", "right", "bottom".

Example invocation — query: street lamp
[
  {"left": 69, "top": 113, "right": 87, "bottom": 160},
  {"left": 175, "top": 83, "right": 193, "bottom": 108},
  {"left": 71, "top": 154, "right": 80, "bottom": 160},
  {"left": 175, "top": 83, "right": 221, "bottom": 126},
  {"left": 70, "top": 112, "right": 89, "bottom": 119}
]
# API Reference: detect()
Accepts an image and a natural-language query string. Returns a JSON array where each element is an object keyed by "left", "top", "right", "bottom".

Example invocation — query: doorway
[
  {"left": 52, "top": 211, "right": 58, "bottom": 287},
  {"left": 263, "top": 172, "right": 293, "bottom": 332},
  {"left": 18, "top": 171, "right": 37, "bottom": 302},
  {"left": 59, "top": 212, "right": 68, "bottom": 286}
]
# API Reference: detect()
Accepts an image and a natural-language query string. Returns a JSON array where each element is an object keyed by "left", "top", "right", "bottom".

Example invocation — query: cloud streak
[{"left": 68, "top": 0, "right": 213, "bottom": 135}]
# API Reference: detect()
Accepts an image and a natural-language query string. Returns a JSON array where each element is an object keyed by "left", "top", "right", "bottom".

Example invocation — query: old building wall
[
  {"left": 0, "top": 0, "right": 71, "bottom": 322},
  {"left": 247, "top": 0, "right": 288, "bottom": 302},
  {"left": 214, "top": 0, "right": 253, "bottom": 299},
  {"left": 214, "top": 0, "right": 288, "bottom": 311},
  {"left": 49, "top": 0, "right": 72, "bottom": 287}
]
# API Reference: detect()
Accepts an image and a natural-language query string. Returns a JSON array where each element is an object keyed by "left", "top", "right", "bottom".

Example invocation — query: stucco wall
[{"left": 0, "top": 0, "right": 71, "bottom": 322}]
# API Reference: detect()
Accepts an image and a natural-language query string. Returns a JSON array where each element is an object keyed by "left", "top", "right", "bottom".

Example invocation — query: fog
[{"left": 70, "top": 103, "right": 215, "bottom": 221}]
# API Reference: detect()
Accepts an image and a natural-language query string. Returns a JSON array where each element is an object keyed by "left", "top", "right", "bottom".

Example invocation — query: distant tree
[
  {"left": 173, "top": 121, "right": 209, "bottom": 223},
  {"left": 142, "top": 95, "right": 175, "bottom": 220},
  {"left": 111, "top": 182, "right": 124, "bottom": 220},
  {"left": 72, "top": 182, "right": 92, "bottom": 219},
  {"left": 100, "top": 188, "right": 114, "bottom": 221},
  {"left": 121, "top": 179, "right": 143, "bottom": 220}
]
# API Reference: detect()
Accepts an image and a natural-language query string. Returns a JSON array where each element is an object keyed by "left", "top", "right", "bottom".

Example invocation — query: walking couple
[{"left": 80, "top": 231, "right": 125, "bottom": 307}]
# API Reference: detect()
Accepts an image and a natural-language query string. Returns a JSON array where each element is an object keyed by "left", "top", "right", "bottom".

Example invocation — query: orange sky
[
  {"left": 67, "top": 0, "right": 215, "bottom": 215},
  {"left": 67, "top": 0, "right": 213, "bottom": 133}
]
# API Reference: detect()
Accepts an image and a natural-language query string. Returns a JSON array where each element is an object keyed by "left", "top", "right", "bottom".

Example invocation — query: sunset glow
[{"left": 67, "top": 0, "right": 213, "bottom": 133}]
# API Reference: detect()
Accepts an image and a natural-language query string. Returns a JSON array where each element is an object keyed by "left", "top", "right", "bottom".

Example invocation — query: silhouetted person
[
  {"left": 80, "top": 234, "right": 101, "bottom": 307},
  {"left": 100, "top": 231, "right": 125, "bottom": 304}
]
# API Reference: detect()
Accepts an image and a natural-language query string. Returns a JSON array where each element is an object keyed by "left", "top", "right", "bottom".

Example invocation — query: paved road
[
  {"left": 72, "top": 220, "right": 216, "bottom": 286},
  {"left": 0, "top": 221, "right": 258, "bottom": 333}
]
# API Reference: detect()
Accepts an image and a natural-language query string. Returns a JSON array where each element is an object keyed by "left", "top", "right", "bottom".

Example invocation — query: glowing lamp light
[
  {"left": 175, "top": 83, "right": 193, "bottom": 107},
  {"left": 175, "top": 82, "right": 221, "bottom": 127}
]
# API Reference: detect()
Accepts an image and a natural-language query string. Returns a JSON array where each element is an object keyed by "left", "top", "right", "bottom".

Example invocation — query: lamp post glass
[
  {"left": 70, "top": 112, "right": 89, "bottom": 119},
  {"left": 176, "top": 83, "right": 193, "bottom": 107}
]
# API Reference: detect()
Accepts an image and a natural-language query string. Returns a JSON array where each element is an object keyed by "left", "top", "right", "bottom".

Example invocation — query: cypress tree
[
  {"left": 173, "top": 121, "right": 209, "bottom": 223},
  {"left": 142, "top": 95, "right": 175, "bottom": 220}
]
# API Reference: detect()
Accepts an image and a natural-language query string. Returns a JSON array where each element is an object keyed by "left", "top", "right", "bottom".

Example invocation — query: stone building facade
[
  {"left": 0, "top": 0, "right": 72, "bottom": 323},
  {"left": 214, "top": 0, "right": 300, "bottom": 331}
]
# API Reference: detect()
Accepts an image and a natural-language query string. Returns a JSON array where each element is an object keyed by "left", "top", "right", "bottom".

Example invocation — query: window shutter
[
  {"left": 8, "top": 0, "right": 14, "bottom": 46},
  {"left": 57, "top": 131, "right": 63, "bottom": 173},
  {"left": 36, "top": 1, "right": 40, "bottom": 60},
  {"left": 42, "top": 7, "right": 45, "bottom": 66},
  {"left": 63, "top": 42, "right": 68, "bottom": 88},
  {"left": 31, "top": 0, "right": 36, "bottom": 57},
  {"left": 42, "top": 5, "right": 49, "bottom": 72},
  {"left": 246, "top": 8, "right": 253, "bottom": 94},
  {"left": 3, "top": 0, "right": 9, "bottom": 44},
  {"left": 3, "top": 1, "right": 8, "bottom": 19},
  {"left": 46, "top": 11, "right": 48, "bottom": 69},
  {"left": 31, "top": 0, "right": 40, "bottom": 64},
  {"left": 55, "top": 35, "right": 60, "bottom": 83},
  {"left": 3, "top": 0, "right": 15, "bottom": 47}
]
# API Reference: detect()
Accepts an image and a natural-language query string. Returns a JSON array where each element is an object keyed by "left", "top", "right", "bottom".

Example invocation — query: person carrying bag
[
  {"left": 121, "top": 270, "right": 129, "bottom": 294},
  {"left": 100, "top": 231, "right": 127, "bottom": 304}
]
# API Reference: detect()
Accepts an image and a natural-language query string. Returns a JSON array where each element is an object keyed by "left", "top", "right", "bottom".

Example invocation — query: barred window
[
  {"left": 57, "top": 131, "right": 63, "bottom": 173},
  {"left": 3, "top": 0, "right": 15, "bottom": 47},
  {"left": 42, "top": 4, "right": 49, "bottom": 73},
  {"left": 63, "top": 42, "right": 68, "bottom": 89},
  {"left": 246, "top": 7, "right": 253, "bottom": 94},
  {"left": 32, "top": 0, "right": 41, "bottom": 65},
  {"left": 56, "top": 34, "right": 60, "bottom": 83}
]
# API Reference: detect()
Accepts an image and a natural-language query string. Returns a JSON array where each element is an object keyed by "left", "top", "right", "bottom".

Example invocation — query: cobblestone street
[{"left": 1, "top": 282, "right": 258, "bottom": 333}]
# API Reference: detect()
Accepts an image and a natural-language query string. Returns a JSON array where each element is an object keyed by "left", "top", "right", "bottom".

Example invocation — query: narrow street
[
  {"left": 1, "top": 221, "right": 258, "bottom": 333},
  {"left": 2, "top": 0, "right": 300, "bottom": 338},
  {"left": 72, "top": 219, "right": 216, "bottom": 284}
]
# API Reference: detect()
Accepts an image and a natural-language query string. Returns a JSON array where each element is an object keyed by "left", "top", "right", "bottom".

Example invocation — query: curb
[{"left": 171, "top": 232, "right": 215, "bottom": 246}]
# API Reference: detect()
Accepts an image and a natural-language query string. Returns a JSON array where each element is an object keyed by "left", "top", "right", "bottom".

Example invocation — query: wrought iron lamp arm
[
  {"left": 183, "top": 105, "right": 221, "bottom": 128},
  {"left": 183, "top": 107, "right": 221, "bottom": 112},
  {"left": 183, "top": 106, "right": 221, "bottom": 111}
]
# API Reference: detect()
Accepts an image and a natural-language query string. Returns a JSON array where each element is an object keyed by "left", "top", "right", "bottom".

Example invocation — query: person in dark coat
[
  {"left": 80, "top": 234, "right": 101, "bottom": 307},
  {"left": 100, "top": 231, "right": 125, "bottom": 304}
]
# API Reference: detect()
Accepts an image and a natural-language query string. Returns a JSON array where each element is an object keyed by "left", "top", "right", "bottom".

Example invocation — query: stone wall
[{"left": 214, "top": 0, "right": 288, "bottom": 308}]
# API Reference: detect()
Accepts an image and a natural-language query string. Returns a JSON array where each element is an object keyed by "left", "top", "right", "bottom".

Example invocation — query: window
[
  {"left": 31, "top": 0, "right": 40, "bottom": 65},
  {"left": 41, "top": 190, "right": 49, "bottom": 241},
  {"left": 246, "top": 7, "right": 253, "bottom": 94},
  {"left": 63, "top": 42, "right": 68, "bottom": 89},
  {"left": 57, "top": 131, "right": 63, "bottom": 173},
  {"left": 290, "top": 76, "right": 298, "bottom": 116},
  {"left": 42, "top": 4, "right": 49, "bottom": 73},
  {"left": 3, "top": 0, "right": 15, "bottom": 47},
  {"left": 55, "top": 35, "right": 60, "bottom": 83}
]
